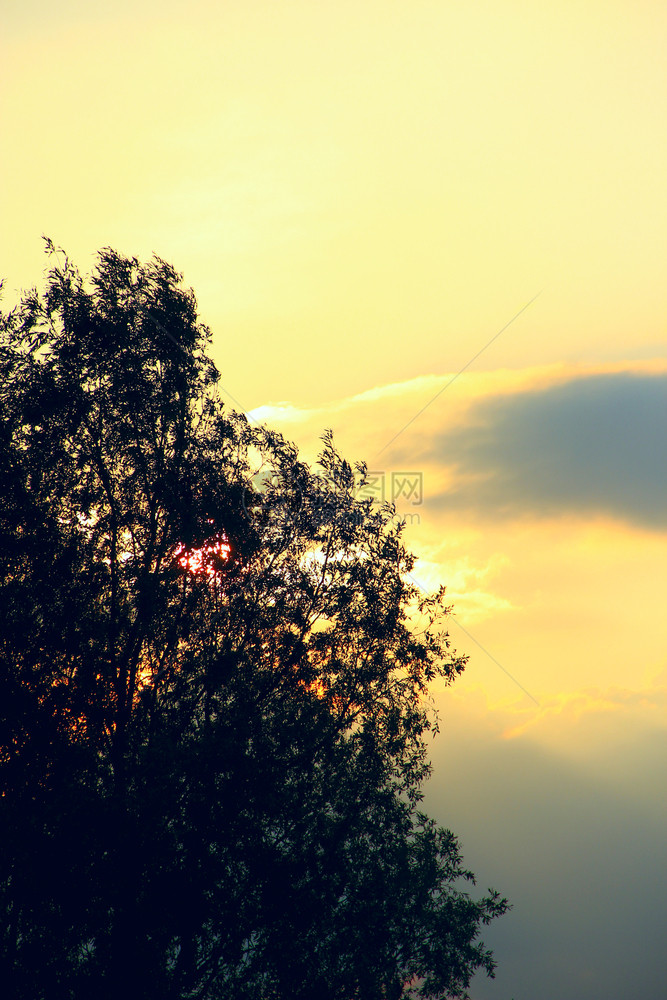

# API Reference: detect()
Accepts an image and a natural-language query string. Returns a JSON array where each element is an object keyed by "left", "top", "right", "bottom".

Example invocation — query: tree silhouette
[{"left": 0, "top": 242, "right": 508, "bottom": 999}]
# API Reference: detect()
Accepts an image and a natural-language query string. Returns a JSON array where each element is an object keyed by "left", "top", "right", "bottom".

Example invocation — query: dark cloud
[
  {"left": 425, "top": 723, "right": 667, "bottom": 1000},
  {"left": 429, "top": 372, "right": 667, "bottom": 529}
]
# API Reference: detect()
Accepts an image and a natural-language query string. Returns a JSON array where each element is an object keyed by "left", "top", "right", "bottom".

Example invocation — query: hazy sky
[{"left": 2, "top": 2, "right": 666, "bottom": 997}]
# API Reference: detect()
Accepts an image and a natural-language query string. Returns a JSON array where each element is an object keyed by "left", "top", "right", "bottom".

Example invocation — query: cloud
[
  {"left": 434, "top": 670, "right": 667, "bottom": 750},
  {"left": 501, "top": 683, "right": 667, "bottom": 741},
  {"left": 427, "top": 727, "right": 667, "bottom": 1000},
  {"left": 247, "top": 401, "right": 316, "bottom": 425},
  {"left": 429, "top": 371, "right": 667, "bottom": 530},
  {"left": 247, "top": 373, "right": 451, "bottom": 430},
  {"left": 410, "top": 551, "right": 515, "bottom": 623},
  {"left": 246, "top": 363, "right": 667, "bottom": 533},
  {"left": 425, "top": 680, "right": 667, "bottom": 1000}
]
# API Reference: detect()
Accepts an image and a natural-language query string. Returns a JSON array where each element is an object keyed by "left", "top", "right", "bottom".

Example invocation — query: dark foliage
[{"left": 0, "top": 242, "right": 508, "bottom": 999}]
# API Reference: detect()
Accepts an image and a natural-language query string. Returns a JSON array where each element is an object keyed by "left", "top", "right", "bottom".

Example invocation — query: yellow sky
[
  {"left": 2, "top": 0, "right": 665, "bottom": 736},
  {"left": 2, "top": 0, "right": 666, "bottom": 406},
  {"left": 2, "top": 0, "right": 665, "bottom": 704}
]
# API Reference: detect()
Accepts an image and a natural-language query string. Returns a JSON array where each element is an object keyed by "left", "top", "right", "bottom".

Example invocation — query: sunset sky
[{"left": 2, "top": 1, "right": 666, "bottom": 996}]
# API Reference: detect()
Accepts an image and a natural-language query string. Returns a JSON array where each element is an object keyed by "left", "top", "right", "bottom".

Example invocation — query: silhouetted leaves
[{"left": 0, "top": 243, "right": 508, "bottom": 999}]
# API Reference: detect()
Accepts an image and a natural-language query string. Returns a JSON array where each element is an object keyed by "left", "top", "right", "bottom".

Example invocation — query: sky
[{"left": 2, "top": 2, "right": 666, "bottom": 997}]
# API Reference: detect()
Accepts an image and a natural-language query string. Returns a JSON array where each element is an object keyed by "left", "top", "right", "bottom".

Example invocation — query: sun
[{"left": 172, "top": 531, "right": 232, "bottom": 579}]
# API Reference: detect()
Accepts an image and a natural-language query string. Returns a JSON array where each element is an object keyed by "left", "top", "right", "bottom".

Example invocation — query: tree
[{"left": 0, "top": 242, "right": 508, "bottom": 999}]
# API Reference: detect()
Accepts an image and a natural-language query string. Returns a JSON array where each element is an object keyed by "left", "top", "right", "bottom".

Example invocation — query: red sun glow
[{"left": 172, "top": 533, "right": 231, "bottom": 578}]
